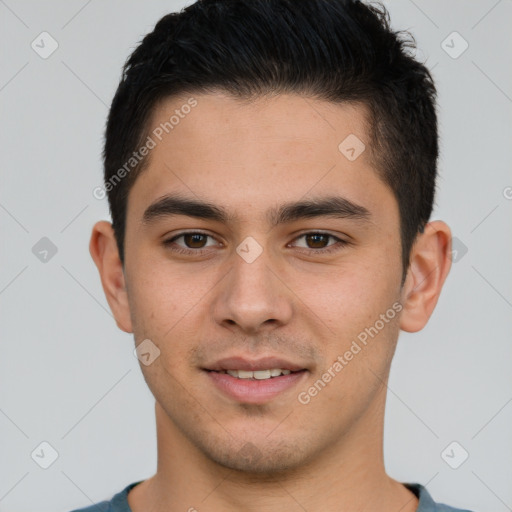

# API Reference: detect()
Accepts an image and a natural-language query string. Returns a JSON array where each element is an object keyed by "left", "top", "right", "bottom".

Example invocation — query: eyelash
[{"left": 162, "top": 231, "right": 349, "bottom": 256}]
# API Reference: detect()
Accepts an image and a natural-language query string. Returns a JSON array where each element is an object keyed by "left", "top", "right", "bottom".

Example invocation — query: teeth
[{"left": 221, "top": 368, "right": 295, "bottom": 380}]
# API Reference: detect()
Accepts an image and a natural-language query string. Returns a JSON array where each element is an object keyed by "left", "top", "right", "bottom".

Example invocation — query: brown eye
[
  {"left": 162, "top": 231, "right": 219, "bottom": 255},
  {"left": 290, "top": 232, "right": 349, "bottom": 255},
  {"left": 183, "top": 233, "right": 208, "bottom": 248},
  {"left": 304, "top": 233, "right": 330, "bottom": 249}
]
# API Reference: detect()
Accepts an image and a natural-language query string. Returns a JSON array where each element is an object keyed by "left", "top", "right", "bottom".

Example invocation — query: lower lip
[{"left": 205, "top": 370, "right": 308, "bottom": 403}]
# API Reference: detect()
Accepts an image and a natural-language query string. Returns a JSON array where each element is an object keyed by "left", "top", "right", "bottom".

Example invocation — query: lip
[
  {"left": 205, "top": 368, "right": 308, "bottom": 404},
  {"left": 204, "top": 356, "right": 307, "bottom": 372}
]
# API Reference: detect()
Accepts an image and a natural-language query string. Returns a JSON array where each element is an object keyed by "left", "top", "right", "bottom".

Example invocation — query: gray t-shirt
[{"left": 69, "top": 481, "right": 475, "bottom": 511}]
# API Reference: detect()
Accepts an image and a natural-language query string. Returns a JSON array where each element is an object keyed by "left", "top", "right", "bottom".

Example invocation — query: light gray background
[{"left": 1, "top": 1, "right": 511, "bottom": 511}]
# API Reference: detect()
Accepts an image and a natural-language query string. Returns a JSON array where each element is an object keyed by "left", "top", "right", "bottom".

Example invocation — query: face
[{"left": 120, "top": 92, "right": 407, "bottom": 473}]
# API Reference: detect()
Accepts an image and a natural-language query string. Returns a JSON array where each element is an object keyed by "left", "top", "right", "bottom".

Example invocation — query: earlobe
[
  {"left": 89, "top": 221, "right": 133, "bottom": 333},
  {"left": 399, "top": 220, "right": 452, "bottom": 333}
]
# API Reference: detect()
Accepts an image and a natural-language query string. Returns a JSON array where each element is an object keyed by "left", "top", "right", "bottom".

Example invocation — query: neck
[{"left": 128, "top": 391, "right": 419, "bottom": 512}]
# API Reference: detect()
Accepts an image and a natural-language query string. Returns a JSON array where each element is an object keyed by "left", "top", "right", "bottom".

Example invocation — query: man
[{"left": 76, "top": 0, "right": 474, "bottom": 510}]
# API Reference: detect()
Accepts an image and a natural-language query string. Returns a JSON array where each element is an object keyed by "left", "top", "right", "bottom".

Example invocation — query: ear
[
  {"left": 399, "top": 220, "right": 452, "bottom": 333},
  {"left": 89, "top": 220, "right": 133, "bottom": 333}
]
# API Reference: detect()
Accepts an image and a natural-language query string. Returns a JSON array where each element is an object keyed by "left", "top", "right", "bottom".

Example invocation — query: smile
[
  {"left": 204, "top": 368, "right": 308, "bottom": 403},
  {"left": 213, "top": 368, "right": 295, "bottom": 379}
]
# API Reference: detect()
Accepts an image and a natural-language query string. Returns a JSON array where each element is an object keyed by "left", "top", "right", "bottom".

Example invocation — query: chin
[{"left": 201, "top": 437, "right": 309, "bottom": 476}]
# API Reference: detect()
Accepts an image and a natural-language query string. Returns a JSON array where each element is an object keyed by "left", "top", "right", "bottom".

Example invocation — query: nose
[{"left": 211, "top": 245, "right": 294, "bottom": 334}]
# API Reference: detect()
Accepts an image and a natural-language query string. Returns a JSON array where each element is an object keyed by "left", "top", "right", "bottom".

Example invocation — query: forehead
[
  {"left": 147, "top": 91, "right": 371, "bottom": 154},
  {"left": 127, "top": 91, "right": 396, "bottom": 228}
]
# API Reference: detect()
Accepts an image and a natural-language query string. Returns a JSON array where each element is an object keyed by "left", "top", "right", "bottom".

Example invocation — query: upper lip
[{"left": 204, "top": 356, "right": 307, "bottom": 372}]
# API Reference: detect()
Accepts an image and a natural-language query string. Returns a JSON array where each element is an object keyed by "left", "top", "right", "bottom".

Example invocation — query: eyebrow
[{"left": 142, "top": 193, "right": 372, "bottom": 227}]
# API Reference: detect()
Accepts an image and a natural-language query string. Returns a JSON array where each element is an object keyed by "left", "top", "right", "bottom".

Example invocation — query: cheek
[
  {"left": 126, "top": 262, "right": 215, "bottom": 367},
  {"left": 125, "top": 268, "right": 177, "bottom": 344},
  {"left": 316, "top": 257, "right": 393, "bottom": 313},
  {"left": 303, "top": 254, "right": 401, "bottom": 356},
  {"left": 304, "top": 269, "right": 401, "bottom": 412}
]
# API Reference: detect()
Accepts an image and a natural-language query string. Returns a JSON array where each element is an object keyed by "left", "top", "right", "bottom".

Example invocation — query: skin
[{"left": 90, "top": 91, "right": 452, "bottom": 512}]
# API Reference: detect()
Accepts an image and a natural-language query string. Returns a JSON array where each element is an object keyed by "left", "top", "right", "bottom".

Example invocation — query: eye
[
  {"left": 289, "top": 232, "right": 348, "bottom": 254},
  {"left": 162, "top": 230, "right": 349, "bottom": 257},
  {"left": 162, "top": 231, "right": 220, "bottom": 255}
]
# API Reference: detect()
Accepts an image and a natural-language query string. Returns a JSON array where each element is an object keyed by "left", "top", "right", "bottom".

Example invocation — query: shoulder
[
  {"left": 68, "top": 501, "right": 110, "bottom": 512},
  {"left": 404, "top": 482, "right": 476, "bottom": 512},
  {"left": 433, "top": 504, "right": 475, "bottom": 512},
  {"left": 431, "top": 505, "right": 475, "bottom": 512},
  {"left": 67, "top": 481, "right": 142, "bottom": 512}
]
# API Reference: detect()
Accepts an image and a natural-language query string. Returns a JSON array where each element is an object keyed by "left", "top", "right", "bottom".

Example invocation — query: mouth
[
  {"left": 202, "top": 356, "right": 309, "bottom": 403},
  {"left": 205, "top": 368, "right": 303, "bottom": 380}
]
